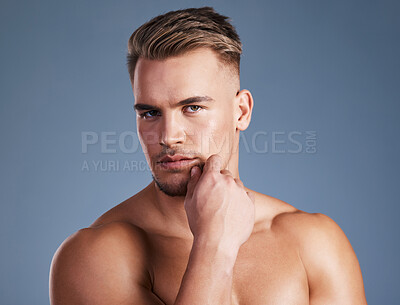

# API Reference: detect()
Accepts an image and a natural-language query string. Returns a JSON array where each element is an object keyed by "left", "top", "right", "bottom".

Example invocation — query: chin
[{"left": 152, "top": 171, "right": 190, "bottom": 197}]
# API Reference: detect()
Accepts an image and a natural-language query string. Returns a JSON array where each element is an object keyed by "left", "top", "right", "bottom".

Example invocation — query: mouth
[{"left": 156, "top": 155, "right": 198, "bottom": 171}]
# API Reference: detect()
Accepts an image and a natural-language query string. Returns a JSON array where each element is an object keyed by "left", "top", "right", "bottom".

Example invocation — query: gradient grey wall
[{"left": 1, "top": 0, "right": 399, "bottom": 304}]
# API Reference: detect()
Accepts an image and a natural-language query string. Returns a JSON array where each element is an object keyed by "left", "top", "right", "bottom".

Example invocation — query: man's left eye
[{"left": 185, "top": 105, "right": 202, "bottom": 113}]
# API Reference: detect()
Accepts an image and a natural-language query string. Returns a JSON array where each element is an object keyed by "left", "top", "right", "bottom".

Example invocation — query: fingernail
[{"left": 191, "top": 167, "right": 196, "bottom": 177}]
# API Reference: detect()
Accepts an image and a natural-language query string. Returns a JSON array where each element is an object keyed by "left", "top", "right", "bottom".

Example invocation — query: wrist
[{"left": 192, "top": 235, "right": 239, "bottom": 268}]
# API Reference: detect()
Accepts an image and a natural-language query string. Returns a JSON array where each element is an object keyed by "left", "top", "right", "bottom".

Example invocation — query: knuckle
[
  {"left": 210, "top": 154, "right": 222, "bottom": 161},
  {"left": 220, "top": 169, "right": 231, "bottom": 176},
  {"left": 207, "top": 171, "right": 219, "bottom": 182},
  {"left": 210, "top": 154, "right": 222, "bottom": 165},
  {"left": 224, "top": 175, "right": 235, "bottom": 185}
]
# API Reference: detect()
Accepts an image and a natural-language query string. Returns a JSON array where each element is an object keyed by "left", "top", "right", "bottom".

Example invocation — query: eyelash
[{"left": 138, "top": 105, "right": 204, "bottom": 119}]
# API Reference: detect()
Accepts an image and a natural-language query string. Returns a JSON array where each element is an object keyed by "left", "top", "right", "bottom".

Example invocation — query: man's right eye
[{"left": 139, "top": 110, "right": 160, "bottom": 119}]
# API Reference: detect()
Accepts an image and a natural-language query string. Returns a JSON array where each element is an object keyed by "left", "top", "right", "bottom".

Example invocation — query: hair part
[{"left": 126, "top": 6, "right": 242, "bottom": 85}]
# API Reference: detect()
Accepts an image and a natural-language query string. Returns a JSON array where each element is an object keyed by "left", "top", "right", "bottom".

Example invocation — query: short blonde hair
[{"left": 126, "top": 6, "right": 242, "bottom": 83}]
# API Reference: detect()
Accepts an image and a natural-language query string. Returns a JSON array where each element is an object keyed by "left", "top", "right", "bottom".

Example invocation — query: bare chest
[{"left": 148, "top": 232, "right": 309, "bottom": 305}]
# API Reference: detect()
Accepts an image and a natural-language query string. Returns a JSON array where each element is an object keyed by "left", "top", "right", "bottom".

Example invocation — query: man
[{"left": 49, "top": 6, "right": 367, "bottom": 304}]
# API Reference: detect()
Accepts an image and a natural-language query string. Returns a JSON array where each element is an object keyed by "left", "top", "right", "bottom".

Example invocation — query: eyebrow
[{"left": 133, "top": 95, "right": 214, "bottom": 112}]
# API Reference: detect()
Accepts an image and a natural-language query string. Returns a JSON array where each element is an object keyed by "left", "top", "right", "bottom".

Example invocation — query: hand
[{"left": 184, "top": 154, "right": 255, "bottom": 254}]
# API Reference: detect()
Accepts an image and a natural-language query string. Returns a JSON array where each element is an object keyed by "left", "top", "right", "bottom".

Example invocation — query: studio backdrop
[{"left": 0, "top": 0, "right": 399, "bottom": 304}]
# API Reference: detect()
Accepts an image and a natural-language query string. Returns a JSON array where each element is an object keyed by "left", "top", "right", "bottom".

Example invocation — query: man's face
[{"left": 133, "top": 48, "right": 240, "bottom": 196}]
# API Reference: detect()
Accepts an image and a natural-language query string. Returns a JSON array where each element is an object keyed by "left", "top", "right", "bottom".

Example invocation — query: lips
[
  {"left": 157, "top": 155, "right": 198, "bottom": 170},
  {"left": 158, "top": 155, "right": 195, "bottom": 163}
]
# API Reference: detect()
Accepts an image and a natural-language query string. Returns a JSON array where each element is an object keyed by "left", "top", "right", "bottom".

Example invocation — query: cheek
[
  {"left": 138, "top": 128, "right": 159, "bottom": 153},
  {"left": 197, "top": 106, "right": 234, "bottom": 133},
  {"left": 192, "top": 115, "right": 235, "bottom": 156}
]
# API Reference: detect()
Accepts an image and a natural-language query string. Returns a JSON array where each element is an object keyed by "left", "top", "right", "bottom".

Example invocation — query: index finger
[{"left": 203, "top": 154, "right": 224, "bottom": 173}]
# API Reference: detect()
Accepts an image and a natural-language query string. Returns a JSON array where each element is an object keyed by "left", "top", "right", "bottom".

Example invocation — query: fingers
[
  {"left": 203, "top": 154, "right": 223, "bottom": 173},
  {"left": 246, "top": 191, "right": 255, "bottom": 203},
  {"left": 186, "top": 166, "right": 201, "bottom": 199},
  {"left": 202, "top": 155, "right": 247, "bottom": 192},
  {"left": 235, "top": 178, "right": 244, "bottom": 188},
  {"left": 220, "top": 169, "right": 233, "bottom": 177},
  {"left": 221, "top": 169, "right": 244, "bottom": 187},
  {"left": 220, "top": 166, "right": 255, "bottom": 204}
]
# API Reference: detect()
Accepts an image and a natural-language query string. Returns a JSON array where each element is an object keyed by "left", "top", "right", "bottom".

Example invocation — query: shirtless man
[{"left": 49, "top": 6, "right": 367, "bottom": 305}]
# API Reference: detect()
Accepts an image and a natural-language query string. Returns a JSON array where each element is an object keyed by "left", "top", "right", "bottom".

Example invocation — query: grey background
[{"left": 1, "top": 0, "right": 399, "bottom": 304}]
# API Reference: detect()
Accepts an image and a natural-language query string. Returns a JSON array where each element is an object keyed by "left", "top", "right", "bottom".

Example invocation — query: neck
[{"left": 151, "top": 181, "right": 189, "bottom": 231}]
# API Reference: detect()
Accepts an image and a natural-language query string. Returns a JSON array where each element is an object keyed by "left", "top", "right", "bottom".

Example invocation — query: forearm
[{"left": 174, "top": 239, "right": 238, "bottom": 305}]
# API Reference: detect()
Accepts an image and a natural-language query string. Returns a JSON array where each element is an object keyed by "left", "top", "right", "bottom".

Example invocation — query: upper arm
[
  {"left": 49, "top": 222, "right": 165, "bottom": 305},
  {"left": 298, "top": 213, "right": 367, "bottom": 305}
]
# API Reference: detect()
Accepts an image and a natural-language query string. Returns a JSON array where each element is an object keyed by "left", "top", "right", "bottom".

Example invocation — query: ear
[{"left": 235, "top": 89, "right": 254, "bottom": 131}]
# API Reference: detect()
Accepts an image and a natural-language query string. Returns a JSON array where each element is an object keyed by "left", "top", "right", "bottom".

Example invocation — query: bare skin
[{"left": 49, "top": 48, "right": 367, "bottom": 304}]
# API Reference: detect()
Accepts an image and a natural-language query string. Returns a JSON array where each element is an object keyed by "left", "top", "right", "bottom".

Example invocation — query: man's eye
[
  {"left": 185, "top": 105, "right": 203, "bottom": 113},
  {"left": 140, "top": 110, "right": 160, "bottom": 118}
]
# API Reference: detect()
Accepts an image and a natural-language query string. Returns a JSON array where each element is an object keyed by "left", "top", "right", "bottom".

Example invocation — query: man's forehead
[
  {"left": 133, "top": 53, "right": 223, "bottom": 101},
  {"left": 134, "top": 81, "right": 215, "bottom": 103},
  {"left": 136, "top": 48, "right": 220, "bottom": 75},
  {"left": 132, "top": 48, "right": 239, "bottom": 106}
]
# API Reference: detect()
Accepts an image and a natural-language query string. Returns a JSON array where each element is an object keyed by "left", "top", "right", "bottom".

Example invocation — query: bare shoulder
[
  {"left": 251, "top": 191, "right": 367, "bottom": 303},
  {"left": 88, "top": 184, "right": 155, "bottom": 229},
  {"left": 271, "top": 207, "right": 367, "bottom": 304},
  {"left": 49, "top": 222, "right": 163, "bottom": 305},
  {"left": 271, "top": 207, "right": 343, "bottom": 238},
  {"left": 252, "top": 191, "right": 353, "bottom": 246},
  {"left": 271, "top": 209, "right": 357, "bottom": 260}
]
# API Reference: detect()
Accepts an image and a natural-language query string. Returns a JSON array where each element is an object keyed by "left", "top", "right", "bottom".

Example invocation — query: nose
[{"left": 159, "top": 112, "right": 185, "bottom": 147}]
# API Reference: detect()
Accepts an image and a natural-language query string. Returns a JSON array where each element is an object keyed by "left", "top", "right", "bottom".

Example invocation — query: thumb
[{"left": 186, "top": 166, "right": 201, "bottom": 199}]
